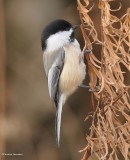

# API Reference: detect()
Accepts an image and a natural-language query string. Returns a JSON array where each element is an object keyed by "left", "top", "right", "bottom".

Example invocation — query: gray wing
[
  {"left": 43, "top": 48, "right": 64, "bottom": 76},
  {"left": 47, "top": 49, "right": 65, "bottom": 105}
]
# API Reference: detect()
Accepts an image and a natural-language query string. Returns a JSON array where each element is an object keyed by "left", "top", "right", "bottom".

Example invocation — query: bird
[{"left": 41, "top": 19, "right": 86, "bottom": 146}]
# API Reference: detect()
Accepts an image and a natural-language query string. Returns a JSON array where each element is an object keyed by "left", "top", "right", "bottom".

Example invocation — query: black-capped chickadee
[{"left": 41, "top": 19, "right": 86, "bottom": 146}]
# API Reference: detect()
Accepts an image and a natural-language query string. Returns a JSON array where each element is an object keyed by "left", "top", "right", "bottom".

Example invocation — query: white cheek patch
[{"left": 46, "top": 29, "right": 73, "bottom": 52}]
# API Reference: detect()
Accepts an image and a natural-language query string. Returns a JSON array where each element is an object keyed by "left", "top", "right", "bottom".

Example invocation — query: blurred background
[{"left": 0, "top": 0, "right": 130, "bottom": 160}]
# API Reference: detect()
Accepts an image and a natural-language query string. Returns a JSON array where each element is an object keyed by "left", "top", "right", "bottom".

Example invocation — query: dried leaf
[{"left": 77, "top": 0, "right": 130, "bottom": 159}]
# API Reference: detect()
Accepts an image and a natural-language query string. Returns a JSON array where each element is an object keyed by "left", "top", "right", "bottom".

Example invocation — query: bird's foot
[{"left": 83, "top": 49, "right": 92, "bottom": 54}]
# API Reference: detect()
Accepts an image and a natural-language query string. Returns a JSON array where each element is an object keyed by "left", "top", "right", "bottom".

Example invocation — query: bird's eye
[{"left": 70, "top": 31, "right": 75, "bottom": 42}]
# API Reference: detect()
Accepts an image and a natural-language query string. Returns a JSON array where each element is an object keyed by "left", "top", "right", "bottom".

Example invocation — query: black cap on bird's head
[{"left": 41, "top": 19, "right": 80, "bottom": 51}]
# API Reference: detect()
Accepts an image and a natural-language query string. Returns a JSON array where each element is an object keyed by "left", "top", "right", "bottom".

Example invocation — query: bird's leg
[
  {"left": 80, "top": 84, "right": 90, "bottom": 89},
  {"left": 80, "top": 84, "right": 100, "bottom": 92}
]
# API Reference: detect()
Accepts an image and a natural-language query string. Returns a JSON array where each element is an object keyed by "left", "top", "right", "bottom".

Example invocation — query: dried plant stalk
[{"left": 77, "top": 0, "right": 130, "bottom": 160}]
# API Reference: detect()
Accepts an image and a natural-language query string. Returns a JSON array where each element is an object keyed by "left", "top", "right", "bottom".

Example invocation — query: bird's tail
[{"left": 55, "top": 94, "right": 64, "bottom": 147}]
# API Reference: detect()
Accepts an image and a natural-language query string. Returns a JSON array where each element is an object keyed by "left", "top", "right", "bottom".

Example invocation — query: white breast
[{"left": 59, "top": 40, "right": 86, "bottom": 97}]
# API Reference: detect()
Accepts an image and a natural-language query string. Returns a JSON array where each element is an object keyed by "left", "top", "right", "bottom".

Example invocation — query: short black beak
[{"left": 73, "top": 25, "right": 80, "bottom": 30}]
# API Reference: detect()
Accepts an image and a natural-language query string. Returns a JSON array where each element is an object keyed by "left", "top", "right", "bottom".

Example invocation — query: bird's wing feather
[
  {"left": 43, "top": 49, "right": 65, "bottom": 146},
  {"left": 43, "top": 48, "right": 63, "bottom": 76},
  {"left": 47, "top": 49, "right": 65, "bottom": 105}
]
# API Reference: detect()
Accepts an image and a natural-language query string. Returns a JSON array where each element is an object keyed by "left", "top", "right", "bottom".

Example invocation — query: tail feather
[{"left": 55, "top": 94, "right": 63, "bottom": 147}]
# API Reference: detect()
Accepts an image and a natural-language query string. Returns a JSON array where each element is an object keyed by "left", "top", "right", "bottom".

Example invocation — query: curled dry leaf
[{"left": 77, "top": 0, "right": 130, "bottom": 160}]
